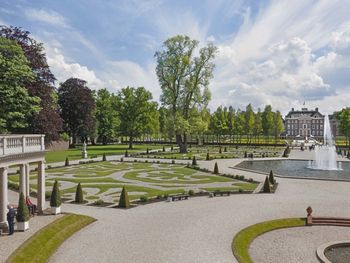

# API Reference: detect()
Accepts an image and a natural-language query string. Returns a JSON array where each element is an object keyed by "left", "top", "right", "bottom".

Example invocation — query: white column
[
  {"left": 25, "top": 164, "right": 30, "bottom": 196},
  {"left": 0, "top": 167, "right": 8, "bottom": 228},
  {"left": 37, "top": 160, "right": 46, "bottom": 213},
  {"left": 19, "top": 164, "right": 26, "bottom": 196}
]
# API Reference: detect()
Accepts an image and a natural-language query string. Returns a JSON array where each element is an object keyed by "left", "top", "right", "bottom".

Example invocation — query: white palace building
[{"left": 0, "top": 134, "right": 46, "bottom": 232}]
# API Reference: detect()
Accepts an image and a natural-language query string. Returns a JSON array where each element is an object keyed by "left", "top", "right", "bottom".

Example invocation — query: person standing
[{"left": 7, "top": 205, "right": 16, "bottom": 235}]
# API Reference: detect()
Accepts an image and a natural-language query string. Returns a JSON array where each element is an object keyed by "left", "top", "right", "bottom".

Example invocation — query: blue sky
[{"left": 1, "top": 0, "right": 350, "bottom": 114}]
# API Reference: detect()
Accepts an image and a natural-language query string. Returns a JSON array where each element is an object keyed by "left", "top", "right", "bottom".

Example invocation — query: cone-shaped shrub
[
  {"left": 206, "top": 152, "right": 210, "bottom": 160},
  {"left": 146, "top": 148, "right": 149, "bottom": 154},
  {"left": 102, "top": 153, "right": 107, "bottom": 161},
  {"left": 244, "top": 151, "right": 247, "bottom": 158},
  {"left": 214, "top": 162, "right": 219, "bottom": 174},
  {"left": 75, "top": 183, "right": 84, "bottom": 203},
  {"left": 269, "top": 170, "right": 275, "bottom": 184},
  {"left": 65, "top": 157, "right": 69, "bottom": 166},
  {"left": 263, "top": 176, "right": 271, "bottom": 193},
  {"left": 163, "top": 146, "right": 165, "bottom": 152},
  {"left": 219, "top": 147, "right": 222, "bottom": 154},
  {"left": 118, "top": 186, "right": 130, "bottom": 208},
  {"left": 16, "top": 192, "right": 29, "bottom": 222},
  {"left": 125, "top": 150, "right": 129, "bottom": 157},
  {"left": 224, "top": 147, "right": 227, "bottom": 152},
  {"left": 50, "top": 180, "right": 62, "bottom": 207},
  {"left": 192, "top": 156, "right": 197, "bottom": 166}
]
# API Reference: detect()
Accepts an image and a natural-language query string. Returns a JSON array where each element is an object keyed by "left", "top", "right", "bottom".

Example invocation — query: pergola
[{"left": 0, "top": 135, "right": 46, "bottom": 231}]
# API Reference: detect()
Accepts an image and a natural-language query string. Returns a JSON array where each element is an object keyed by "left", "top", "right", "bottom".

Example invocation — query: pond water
[
  {"left": 235, "top": 160, "right": 350, "bottom": 181},
  {"left": 325, "top": 246, "right": 350, "bottom": 263}
]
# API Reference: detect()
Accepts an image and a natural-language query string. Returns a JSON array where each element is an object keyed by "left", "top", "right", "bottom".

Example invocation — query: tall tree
[
  {"left": 58, "top": 78, "right": 96, "bottom": 146},
  {"left": 0, "top": 37, "right": 40, "bottom": 132},
  {"left": 210, "top": 106, "right": 228, "bottom": 143},
  {"left": 254, "top": 109, "right": 263, "bottom": 143},
  {"left": 95, "top": 88, "right": 119, "bottom": 144},
  {"left": 0, "top": 26, "right": 63, "bottom": 141},
  {"left": 155, "top": 35, "right": 217, "bottom": 153},
  {"left": 235, "top": 110, "right": 245, "bottom": 143},
  {"left": 117, "top": 87, "right": 155, "bottom": 149},
  {"left": 338, "top": 108, "right": 350, "bottom": 148},
  {"left": 227, "top": 106, "right": 235, "bottom": 143},
  {"left": 272, "top": 111, "right": 284, "bottom": 142},
  {"left": 245, "top": 104, "right": 255, "bottom": 143},
  {"left": 262, "top": 105, "right": 274, "bottom": 142}
]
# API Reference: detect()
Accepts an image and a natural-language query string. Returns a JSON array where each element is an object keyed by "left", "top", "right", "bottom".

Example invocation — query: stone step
[
  {"left": 312, "top": 222, "right": 350, "bottom": 227},
  {"left": 313, "top": 217, "right": 350, "bottom": 222}
]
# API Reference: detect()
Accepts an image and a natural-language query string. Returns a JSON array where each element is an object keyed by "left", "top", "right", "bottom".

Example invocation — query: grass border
[
  {"left": 6, "top": 213, "right": 96, "bottom": 263},
  {"left": 232, "top": 217, "right": 306, "bottom": 263}
]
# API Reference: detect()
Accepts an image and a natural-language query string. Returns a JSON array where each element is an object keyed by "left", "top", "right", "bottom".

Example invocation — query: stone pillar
[
  {"left": 37, "top": 160, "right": 46, "bottom": 213},
  {"left": 0, "top": 167, "right": 8, "bottom": 231},
  {"left": 19, "top": 164, "right": 26, "bottom": 196},
  {"left": 25, "top": 164, "right": 30, "bottom": 196}
]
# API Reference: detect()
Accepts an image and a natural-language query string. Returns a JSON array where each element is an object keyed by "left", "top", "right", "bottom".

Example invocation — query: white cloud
[{"left": 25, "top": 8, "right": 69, "bottom": 28}]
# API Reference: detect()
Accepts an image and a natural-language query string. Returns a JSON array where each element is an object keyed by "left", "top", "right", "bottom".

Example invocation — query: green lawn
[
  {"left": 6, "top": 214, "right": 96, "bottom": 263},
  {"left": 232, "top": 218, "right": 305, "bottom": 263},
  {"left": 45, "top": 144, "right": 170, "bottom": 163}
]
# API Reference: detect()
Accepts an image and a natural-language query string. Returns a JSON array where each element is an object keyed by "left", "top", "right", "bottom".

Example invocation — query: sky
[{"left": 1, "top": 0, "right": 350, "bottom": 115}]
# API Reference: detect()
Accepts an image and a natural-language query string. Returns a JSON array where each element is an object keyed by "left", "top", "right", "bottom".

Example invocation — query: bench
[
  {"left": 171, "top": 195, "right": 189, "bottom": 201},
  {"left": 212, "top": 191, "right": 231, "bottom": 197}
]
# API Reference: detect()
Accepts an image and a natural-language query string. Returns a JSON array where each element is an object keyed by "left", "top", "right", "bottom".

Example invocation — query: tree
[
  {"left": 235, "top": 110, "right": 245, "bottom": 143},
  {"left": 58, "top": 78, "right": 96, "bottom": 146},
  {"left": 155, "top": 35, "right": 217, "bottom": 153},
  {"left": 227, "top": 106, "right": 235, "bottom": 143},
  {"left": 273, "top": 111, "right": 284, "bottom": 142},
  {"left": 245, "top": 104, "right": 255, "bottom": 143},
  {"left": 0, "top": 26, "right": 63, "bottom": 141},
  {"left": 118, "top": 186, "right": 130, "bottom": 208},
  {"left": 263, "top": 176, "right": 271, "bottom": 193},
  {"left": 75, "top": 183, "right": 84, "bottom": 203},
  {"left": 210, "top": 106, "right": 228, "bottom": 143},
  {"left": 254, "top": 109, "right": 263, "bottom": 143},
  {"left": 0, "top": 37, "right": 40, "bottom": 133},
  {"left": 269, "top": 170, "right": 275, "bottom": 184},
  {"left": 117, "top": 86, "right": 155, "bottom": 149},
  {"left": 16, "top": 192, "right": 29, "bottom": 222},
  {"left": 95, "top": 88, "right": 119, "bottom": 144},
  {"left": 262, "top": 105, "right": 274, "bottom": 142},
  {"left": 214, "top": 162, "right": 219, "bottom": 174},
  {"left": 338, "top": 108, "right": 350, "bottom": 149},
  {"left": 50, "top": 180, "right": 61, "bottom": 207}
]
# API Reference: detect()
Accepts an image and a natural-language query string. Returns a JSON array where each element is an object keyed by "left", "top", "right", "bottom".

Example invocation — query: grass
[
  {"left": 45, "top": 144, "right": 170, "bottom": 163},
  {"left": 232, "top": 218, "right": 305, "bottom": 263},
  {"left": 6, "top": 214, "right": 96, "bottom": 263}
]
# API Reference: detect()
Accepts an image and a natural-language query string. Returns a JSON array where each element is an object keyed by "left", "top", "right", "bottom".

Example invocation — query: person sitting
[{"left": 26, "top": 196, "right": 37, "bottom": 216}]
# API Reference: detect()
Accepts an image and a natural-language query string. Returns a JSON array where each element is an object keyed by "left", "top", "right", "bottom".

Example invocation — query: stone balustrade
[{"left": 0, "top": 134, "right": 45, "bottom": 156}]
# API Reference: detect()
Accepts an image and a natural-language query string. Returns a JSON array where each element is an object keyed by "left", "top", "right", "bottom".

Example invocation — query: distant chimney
[
  {"left": 292, "top": 108, "right": 294, "bottom": 111},
  {"left": 315, "top": 107, "right": 318, "bottom": 112}
]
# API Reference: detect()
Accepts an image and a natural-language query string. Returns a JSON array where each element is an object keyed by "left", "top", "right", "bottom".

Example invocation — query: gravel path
[{"left": 250, "top": 226, "right": 350, "bottom": 263}]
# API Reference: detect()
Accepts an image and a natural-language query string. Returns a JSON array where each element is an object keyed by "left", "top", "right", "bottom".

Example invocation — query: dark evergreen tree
[
  {"left": 16, "top": 192, "right": 29, "bottom": 222},
  {"left": 118, "top": 186, "right": 130, "bottom": 208},
  {"left": 75, "top": 183, "right": 84, "bottom": 203},
  {"left": 50, "top": 181, "right": 61, "bottom": 207}
]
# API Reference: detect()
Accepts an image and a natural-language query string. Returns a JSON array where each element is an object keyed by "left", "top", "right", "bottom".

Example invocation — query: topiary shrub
[
  {"left": 93, "top": 199, "right": 105, "bottom": 206},
  {"left": 244, "top": 151, "right": 247, "bottom": 158},
  {"left": 102, "top": 153, "right": 107, "bottom": 161},
  {"left": 75, "top": 183, "right": 84, "bottom": 203},
  {"left": 120, "top": 157, "right": 124, "bottom": 162},
  {"left": 125, "top": 150, "right": 129, "bottom": 157},
  {"left": 263, "top": 176, "right": 271, "bottom": 193},
  {"left": 50, "top": 180, "right": 61, "bottom": 207},
  {"left": 206, "top": 152, "right": 210, "bottom": 161},
  {"left": 219, "top": 147, "right": 222, "bottom": 154},
  {"left": 118, "top": 186, "right": 130, "bottom": 208},
  {"left": 214, "top": 162, "right": 219, "bottom": 174},
  {"left": 192, "top": 156, "right": 197, "bottom": 166},
  {"left": 224, "top": 146, "right": 227, "bottom": 152},
  {"left": 163, "top": 146, "right": 165, "bottom": 152},
  {"left": 163, "top": 193, "right": 169, "bottom": 198},
  {"left": 16, "top": 192, "right": 29, "bottom": 222},
  {"left": 188, "top": 189, "right": 195, "bottom": 196},
  {"left": 140, "top": 195, "right": 148, "bottom": 202},
  {"left": 146, "top": 148, "right": 149, "bottom": 154},
  {"left": 171, "top": 160, "right": 175, "bottom": 164},
  {"left": 171, "top": 145, "right": 174, "bottom": 151},
  {"left": 65, "top": 157, "right": 69, "bottom": 166},
  {"left": 269, "top": 170, "right": 275, "bottom": 184}
]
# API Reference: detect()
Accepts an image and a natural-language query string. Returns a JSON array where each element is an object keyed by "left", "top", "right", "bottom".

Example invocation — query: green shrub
[
  {"left": 156, "top": 194, "right": 162, "bottom": 199},
  {"left": 214, "top": 162, "right": 219, "bottom": 174},
  {"left": 146, "top": 148, "right": 149, "bottom": 154},
  {"left": 163, "top": 146, "right": 165, "bottom": 152},
  {"left": 125, "top": 150, "right": 129, "bottom": 157},
  {"left": 50, "top": 180, "right": 61, "bottom": 207},
  {"left": 238, "top": 188, "right": 243, "bottom": 193},
  {"left": 118, "top": 186, "right": 130, "bottom": 208},
  {"left": 269, "top": 170, "right": 275, "bottom": 184},
  {"left": 102, "top": 153, "right": 107, "bottom": 161},
  {"left": 16, "top": 192, "right": 29, "bottom": 222},
  {"left": 140, "top": 195, "right": 148, "bottom": 202},
  {"left": 59, "top": 132, "right": 70, "bottom": 141},
  {"left": 65, "top": 157, "right": 69, "bottom": 166},
  {"left": 206, "top": 152, "right": 210, "bottom": 160},
  {"left": 93, "top": 199, "right": 104, "bottom": 206},
  {"left": 188, "top": 190, "right": 195, "bottom": 196},
  {"left": 224, "top": 146, "right": 227, "bottom": 152},
  {"left": 171, "top": 160, "right": 175, "bottom": 164},
  {"left": 120, "top": 157, "right": 124, "bottom": 162},
  {"left": 75, "top": 183, "right": 84, "bottom": 203},
  {"left": 171, "top": 145, "right": 174, "bottom": 151},
  {"left": 219, "top": 147, "right": 222, "bottom": 154},
  {"left": 163, "top": 193, "right": 169, "bottom": 198},
  {"left": 263, "top": 176, "right": 271, "bottom": 193},
  {"left": 239, "top": 175, "right": 245, "bottom": 180},
  {"left": 192, "top": 156, "right": 197, "bottom": 166}
]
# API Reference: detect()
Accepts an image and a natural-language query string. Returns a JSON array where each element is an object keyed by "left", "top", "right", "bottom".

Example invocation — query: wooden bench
[
  {"left": 171, "top": 195, "right": 189, "bottom": 201},
  {"left": 212, "top": 191, "right": 231, "bottom": 197}
]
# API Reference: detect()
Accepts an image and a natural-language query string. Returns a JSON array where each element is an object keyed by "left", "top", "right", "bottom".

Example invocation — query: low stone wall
[{"left": 46, "top": 140, "right": 69, "bottom": 151}]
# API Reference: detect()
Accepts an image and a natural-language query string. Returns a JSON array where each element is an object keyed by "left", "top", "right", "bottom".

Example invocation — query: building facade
[{"left": 284, "top": 107, "right": 325, "bottom": 138}]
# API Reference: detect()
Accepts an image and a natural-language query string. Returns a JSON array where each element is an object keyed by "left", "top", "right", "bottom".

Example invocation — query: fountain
[{"left": 309, "top": 114, "right": 341, "bottom": 170}]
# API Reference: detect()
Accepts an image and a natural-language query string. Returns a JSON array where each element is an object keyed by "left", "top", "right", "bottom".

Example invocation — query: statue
[{"left": 82, "top": 141, "right": 87, "bottom": 158}]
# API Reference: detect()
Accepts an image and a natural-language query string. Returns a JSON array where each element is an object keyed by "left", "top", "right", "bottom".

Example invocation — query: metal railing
[{"left": 0, "top": 135, "right": 45, "bottom": 156}]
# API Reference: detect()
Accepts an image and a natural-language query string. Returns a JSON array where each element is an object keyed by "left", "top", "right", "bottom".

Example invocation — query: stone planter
[
  {"left": 51, "top": 206, "right": 61, "bottom": 215},
  {"left": 17, "top": 221, "right": 29, "bottom": 232}
]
